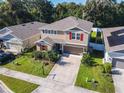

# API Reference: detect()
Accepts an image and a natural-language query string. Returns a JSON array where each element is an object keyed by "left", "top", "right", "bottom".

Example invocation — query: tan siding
[
  {"left": 65, "top": 31, "right": 89, "bottom": 45},
  {"left": 41, "top": 29, "right": 89, "bottom": 46},
  {"left": 23, "top": 34, "right": 41, "bottom": 48},
  {"left": 41, "top": 31, "right": 66, "bottom": 41}
]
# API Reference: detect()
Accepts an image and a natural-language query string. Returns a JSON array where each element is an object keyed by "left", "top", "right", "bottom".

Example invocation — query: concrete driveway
[
  {"left": 112, "top": 68, "right": 124, "bottom": 93},
  {"left": 47, "top": 54, "right": 82, "bottom": 85}
]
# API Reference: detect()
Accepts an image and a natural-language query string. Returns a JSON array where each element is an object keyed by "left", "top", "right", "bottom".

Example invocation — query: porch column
[{"left": 62, "top": 44, "right": 64, "bottom": 53}]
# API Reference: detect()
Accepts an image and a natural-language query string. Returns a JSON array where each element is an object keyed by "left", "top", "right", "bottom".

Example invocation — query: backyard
[
  {"left": 75, "top": 51, "right": 115, "bottom": 93},
  {"left": 1, "top": 52, "right": 55, "bottom": 77},
  {"left": 0, "top": 74, "right": 38, "bottom": 93},
  {"left": 90, "top": 31, "right": 103, "bottom": 44}
]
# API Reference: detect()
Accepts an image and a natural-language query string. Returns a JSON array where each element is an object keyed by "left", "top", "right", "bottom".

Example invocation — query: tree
[
  {"left": 81, "top": 54, "right": 96, "bottom": 66},
  {"left": 54, "top": 2, "right": 84, "bottom": 20},
  {"left": 84, "top": 0, "right": 117, "bottom": 27},
  {"left": 0, "top": 0, "right": 54, "bottom": 28}
]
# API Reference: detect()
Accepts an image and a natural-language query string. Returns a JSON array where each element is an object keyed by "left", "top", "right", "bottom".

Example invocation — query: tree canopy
[{"left": 0, "top": 0, "right": 124, "bottom": 28}]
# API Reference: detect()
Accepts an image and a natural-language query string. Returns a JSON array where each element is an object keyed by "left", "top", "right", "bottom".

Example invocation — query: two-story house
[{"left": 36, "top": 16, "right": 93, "bottom": 55}]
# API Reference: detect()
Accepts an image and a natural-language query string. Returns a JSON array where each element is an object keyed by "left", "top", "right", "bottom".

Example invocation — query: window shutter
[
  {"left": 69, "top": 32, "right": 72, "bottom": 40},
  {"left": 80, "top": 33, "right": 83, "bottom": 41}
]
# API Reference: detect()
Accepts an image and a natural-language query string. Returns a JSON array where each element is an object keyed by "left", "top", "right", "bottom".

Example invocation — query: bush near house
[
  {"left": 102, "top": 63, "right": 112, "bottom": 73},
  {"left": 81, "top": 54, "right": 96, "bottom": 66},
  {"left": 32, "top": 50, "right": 60, "bottom": 63}
]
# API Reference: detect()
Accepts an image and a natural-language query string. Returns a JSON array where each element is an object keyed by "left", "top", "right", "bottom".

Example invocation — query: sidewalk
[{"left": 0, "top": 67, "right": 45, "bottom": 85}]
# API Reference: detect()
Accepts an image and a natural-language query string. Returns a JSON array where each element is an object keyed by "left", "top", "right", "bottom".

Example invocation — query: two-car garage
[{"left": 64, "top": 44, "right": 85, "bottom": 55}]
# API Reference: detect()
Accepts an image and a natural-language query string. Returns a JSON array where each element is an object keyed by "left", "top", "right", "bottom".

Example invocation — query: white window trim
[
  {"left": 71, "top": 32, "right": 81, "bottom": 40},
  {"left": 42, "top": 30, "right": 57, "bottom": 35},
  {"left": 76, "top": 33, "right": 80, "bottom": 40}
]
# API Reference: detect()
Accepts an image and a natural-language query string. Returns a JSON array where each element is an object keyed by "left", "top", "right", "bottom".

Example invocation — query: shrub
[
  {"left": 81, "top": 54, "right": 96, "bottom": 66},
  {"left": 42, "top": 51, "right": 49, "bottom": 60},
  {"left": 32, "top": 51, "right": 42, "bottom": 60},
  {"left": 32, "top": 50, "right": 60, "bottom": 62},
  {"left": 48, "top": 50, "right": 60, "bottom": 62},
  {"left": 102, "top": 63, "right": 112, "bottom": 73}
]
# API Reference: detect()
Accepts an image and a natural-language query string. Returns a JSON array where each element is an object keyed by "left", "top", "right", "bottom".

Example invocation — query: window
[
  {"left": 51, "top": 30, "right": 54, "bottom": 34},
  {"left": 48, "top": 30, "right": 50, "bottom": 34},
  {"left": 54, "top": 31, "right": 57, "bottom": 34},
  {"left": 42, "top": 30, "right": 45, "bottom": 33},
  {"left": 44, "top": 30, "right": 47, "bottom": 34},
  {"left": 72, "top": 33, "right": 75, "bottom": 39},
  {"left": 76, "top": 33, "right": 80, "bottom": 40}
]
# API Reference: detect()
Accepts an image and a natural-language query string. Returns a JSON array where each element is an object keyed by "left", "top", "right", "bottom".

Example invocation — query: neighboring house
[
  {"left": 103, "top": 26, "right": 124, "bottom": 69},
  {"left": 0, "top": 22, "right": 47, "bottom": 53},
  {"left": 36, "top": 16, "right": 93, "bottom": 55}
]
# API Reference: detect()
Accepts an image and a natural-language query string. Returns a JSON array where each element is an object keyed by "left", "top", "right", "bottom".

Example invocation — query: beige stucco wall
[{"left": 23, "top": 33, "right": 41, "bottom": 49}]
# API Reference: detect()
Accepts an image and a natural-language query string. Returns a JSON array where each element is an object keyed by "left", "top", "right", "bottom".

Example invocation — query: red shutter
[
  {"left": 69, "top": 32, "right": 72, "bottom": 40},
  {"left": 80, "top": 33, "right": 83, "bottom": 41}
]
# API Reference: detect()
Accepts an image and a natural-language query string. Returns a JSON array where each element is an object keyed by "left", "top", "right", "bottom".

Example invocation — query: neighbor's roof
[
  {"left": 102, "top": 26, "right": 124, "bottom": 52},
  {"left": 7, "top": 22, "right": 47, "bottom": 40},
  {"left": 40, "top": 16, "right": 93, "bottom": 33}
]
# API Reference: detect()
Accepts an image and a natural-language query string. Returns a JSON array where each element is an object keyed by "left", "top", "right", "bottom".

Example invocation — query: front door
[{"left": 55, "top": 44, "right": 62, "bottom": 53}]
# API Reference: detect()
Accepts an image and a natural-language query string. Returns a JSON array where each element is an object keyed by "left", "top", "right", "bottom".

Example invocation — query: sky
[
  {"left": 50, "top": 0, "right": 86, "bottom": 5},
  {"left": 50, "top": 0, "right": 124, "bottom": 5}
]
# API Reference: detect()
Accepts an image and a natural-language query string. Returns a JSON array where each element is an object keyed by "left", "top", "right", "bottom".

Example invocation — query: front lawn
[
  {"left": 0, "top": 74, "right": 38, "bottom": 93},
  {"left": 2, "top": 52, "right": 54, "bottom": 77},
  {"left": 75, "top": 52, "right": 115, "bottom": 93}
]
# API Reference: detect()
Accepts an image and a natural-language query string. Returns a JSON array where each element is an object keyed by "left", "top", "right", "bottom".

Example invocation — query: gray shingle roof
[
  {"left": 102, "top": 26, "right": 124, "bottom": 52},
  {"left": 7, "top": 22, "right": 47, "bottom": 40},
  {"left": 43, "top": 37, "right": 55, "bottom": 45},
  {"left": 40, "top": 16, "right": 93, "bottom": 33}
]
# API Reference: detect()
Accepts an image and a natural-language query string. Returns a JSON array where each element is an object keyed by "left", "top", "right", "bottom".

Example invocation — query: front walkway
[
  {"left": 112, "top": 68, "right": 124, "bottom": 93},
  {"left": 0, "top": 54, "right": 97, "bottom": 93},
  {"left": 0, "top": 67, "right": 45, "bottom": 85}
]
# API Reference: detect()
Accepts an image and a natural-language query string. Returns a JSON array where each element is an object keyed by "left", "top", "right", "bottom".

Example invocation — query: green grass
[
  {"left": 75, "top": 56, "right": 115, "bottom": 93},
  {"left": 0, "top": 74, "right": 38, "bottom": 93},
  {"left": 2, "top": 52, "right": 54, "bottom": 77}
]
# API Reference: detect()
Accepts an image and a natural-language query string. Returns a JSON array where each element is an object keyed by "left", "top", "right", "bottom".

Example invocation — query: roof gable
[{"left": 40, "top": 16, "right": 93, "bottom": 33}]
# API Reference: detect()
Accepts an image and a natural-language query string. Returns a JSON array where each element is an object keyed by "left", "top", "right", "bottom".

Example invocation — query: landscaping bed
[
  {"left": 75, "top": 51, "right": 115, "bottom": 93},
  {"left": 0, "top": 74, "right": 38, "bottom": 93},
  {"left": 1, "top": 51, "right": 59, "bottom": 77}
]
